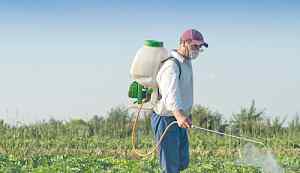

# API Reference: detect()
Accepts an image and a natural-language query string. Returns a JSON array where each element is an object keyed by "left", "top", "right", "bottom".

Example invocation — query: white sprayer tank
[{"left": 130, "top": 40, "right": 168, "bottom": 88}]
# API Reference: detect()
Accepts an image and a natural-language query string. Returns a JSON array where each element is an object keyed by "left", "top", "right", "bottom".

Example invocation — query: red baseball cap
[{"left": 180, "top": 29, "right": 208, "bottom": 48}]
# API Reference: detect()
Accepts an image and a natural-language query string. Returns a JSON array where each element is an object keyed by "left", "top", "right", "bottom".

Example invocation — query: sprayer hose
[{"left": 131, "top": 102, "right": 178, "bottom": 157}]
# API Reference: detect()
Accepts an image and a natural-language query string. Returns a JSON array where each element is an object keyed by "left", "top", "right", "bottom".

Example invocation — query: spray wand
[{"left": 191, "top": 125, "right": 265, "bottom": 147}]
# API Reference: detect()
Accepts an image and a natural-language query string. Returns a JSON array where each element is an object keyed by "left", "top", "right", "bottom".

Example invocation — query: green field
[{"left": 0, "top": 103, "right": 299, "bottom": 172}]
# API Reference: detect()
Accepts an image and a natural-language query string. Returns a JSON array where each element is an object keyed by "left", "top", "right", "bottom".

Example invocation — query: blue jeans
[{"left": 151, "top": 111, "right": 189, "bottom": 173}]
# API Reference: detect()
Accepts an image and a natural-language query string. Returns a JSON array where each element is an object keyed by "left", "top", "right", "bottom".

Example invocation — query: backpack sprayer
[{"left": 129, "top": 40, "right": 265, "bottom": 157}]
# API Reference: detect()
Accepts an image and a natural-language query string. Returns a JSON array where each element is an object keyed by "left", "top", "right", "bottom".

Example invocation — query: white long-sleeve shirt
[{"left": 153, "top": 50, "right": 194, "bottom": 116}]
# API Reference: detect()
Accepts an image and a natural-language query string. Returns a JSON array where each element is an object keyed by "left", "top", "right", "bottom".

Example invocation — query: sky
[{"left": 0, "top": 0, "right": 299, "bottom": 125}]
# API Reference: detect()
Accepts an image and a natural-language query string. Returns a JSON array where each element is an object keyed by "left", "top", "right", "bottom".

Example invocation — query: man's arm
[{"left": 158, "top": 61, "right": 192, "bottom": 128}]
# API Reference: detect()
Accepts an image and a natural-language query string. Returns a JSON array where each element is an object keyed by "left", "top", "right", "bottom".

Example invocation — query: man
[{"left": 151, "top": 29, "right": 208, "bottom": 173}]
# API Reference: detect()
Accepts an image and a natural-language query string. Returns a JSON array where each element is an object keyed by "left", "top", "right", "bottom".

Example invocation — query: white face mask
[{"left": 189, "top": 50, "right": 199, "bottom": 60}]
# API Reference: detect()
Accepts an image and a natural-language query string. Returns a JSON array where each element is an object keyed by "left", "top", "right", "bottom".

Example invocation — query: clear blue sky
[{"left": 0, "top": 0, "right": 299, "bottom": 124}]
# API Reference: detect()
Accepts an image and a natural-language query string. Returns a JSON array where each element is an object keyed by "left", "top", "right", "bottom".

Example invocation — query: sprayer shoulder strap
[
  {"left": 161, "top": 57, "right": 182, "bottom": 79},
  {"left": 157, "top": 57, "right": 182, "bottom": 100}
]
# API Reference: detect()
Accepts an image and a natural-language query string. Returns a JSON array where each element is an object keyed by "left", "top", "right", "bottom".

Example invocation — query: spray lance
[{"left": 128, "top": 40, "right": 265, "bottom": 157}]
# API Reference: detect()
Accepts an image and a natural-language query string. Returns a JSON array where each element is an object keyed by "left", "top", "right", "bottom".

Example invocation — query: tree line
[{"left": 0, "top": 100, "right": 299, "bottom": 143}]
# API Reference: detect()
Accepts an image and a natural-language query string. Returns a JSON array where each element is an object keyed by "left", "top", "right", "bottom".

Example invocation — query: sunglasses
[{"left": 190, "top": 44, "right": 206, "bottom": 50}]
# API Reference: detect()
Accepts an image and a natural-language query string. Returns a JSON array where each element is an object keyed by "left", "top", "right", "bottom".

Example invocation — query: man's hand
[{"left": 173, "top": 110, "right": 192, "bottom": 128}]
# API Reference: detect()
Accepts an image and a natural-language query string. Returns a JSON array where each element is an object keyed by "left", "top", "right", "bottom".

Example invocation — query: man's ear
[
  {"left": 183, "top": 40, "right": 191, "bottom": 47},
  {"left": 181, "top": 40, "right": 188, "bottom": 48}
]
